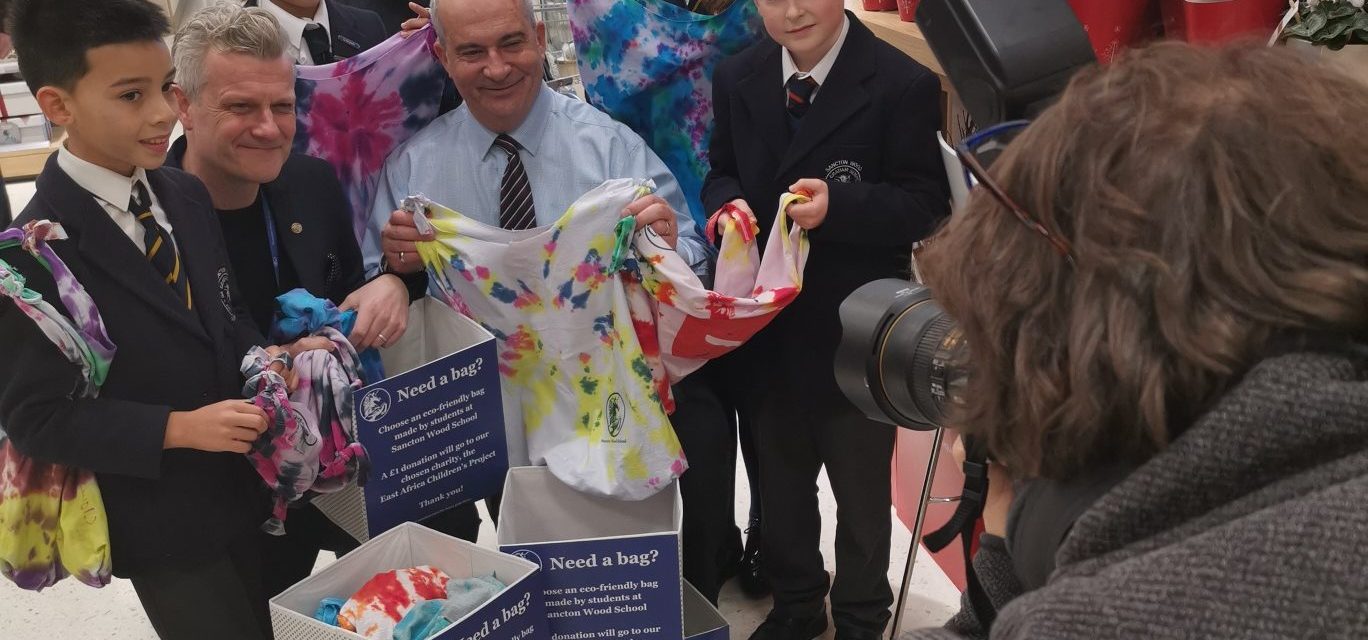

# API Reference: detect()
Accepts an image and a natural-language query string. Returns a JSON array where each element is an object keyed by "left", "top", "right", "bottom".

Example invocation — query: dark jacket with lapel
[
  {"left": 702, "top": 13, "right": 950, "bottom": 403},
  {"left": 166, "top": 137, "right": 366, "bottom": 317},
  {"left": 0, "top": 156, "right": 269, "bottom": 577},
  {"left": 335, "top": 0, "right": 425, "bottom": 35},
  {"left": 245, "top": 0, "right": 386, "bottom": 60}
]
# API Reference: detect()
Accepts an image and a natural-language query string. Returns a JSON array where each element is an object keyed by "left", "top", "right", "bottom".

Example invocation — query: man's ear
[
  {"left": 173, "top": 85, "right": 194, "bottom": 131},
  {"left": 536, "top": 21, "right": 547, "bottom": 53},
  {"left": 35, "top": 86, "right": 74, "bottom": 127}
]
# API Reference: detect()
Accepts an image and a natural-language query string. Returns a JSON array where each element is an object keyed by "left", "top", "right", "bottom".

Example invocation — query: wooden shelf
[
  {"left": 0, "top": 126, "right": 62, "bottom": 181},
  {"left": 845, "top": 0, "right": 946, "bottom": 81}
]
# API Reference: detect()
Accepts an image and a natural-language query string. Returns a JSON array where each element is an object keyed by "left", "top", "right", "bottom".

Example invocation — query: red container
[
  {"left": 1161, "top": 0, "right": 1287, "bottom": 43},
  {"left": 1067, "top": 0, "right": 1161, "bottom": 63},
  {"left": 897, "top": 0, "right": 921, "bottom": 23},
  {"left": 862, "top": 0, "right": 898, "bottom": 11}
]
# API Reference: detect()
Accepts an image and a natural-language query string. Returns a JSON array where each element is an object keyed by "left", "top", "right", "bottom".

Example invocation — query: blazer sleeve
[
  {"left": 701, "top": 59, "right": 746, "bottom": 218},
  {"left": 816, "top": 70, "right": 950, "bottom": 247},
  {"left": 0, "top": 251, "right": 168, "bottom": 479}
]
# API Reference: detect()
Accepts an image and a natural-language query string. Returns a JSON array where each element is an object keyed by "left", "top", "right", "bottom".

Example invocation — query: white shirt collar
[
  {"left": 56, "top": 145, "right": 151, "bottom": 211},
  {"left": 780, "top": 14, "right": 850, "bottom": 92},
  {"left": 261, "top": 0, "right": 331, "bottom": 63}
]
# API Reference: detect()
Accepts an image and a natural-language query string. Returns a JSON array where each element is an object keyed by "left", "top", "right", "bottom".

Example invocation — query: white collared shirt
[
  {"left": 260, "top": 0, "right": 332, "bottom": 65},
  {"left": 56, "top": 145, "right": 175, "bottom": 253},
  {"left": 779, "top": 15, "right": 851, "bottom": 104}
]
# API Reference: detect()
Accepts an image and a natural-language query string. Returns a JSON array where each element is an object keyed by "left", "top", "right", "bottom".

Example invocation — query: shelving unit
[
  {"left": 0, "top": 127, "right": 63, "bottom": 180},
  {"left": 844, "top": 0, "right": 946, "bottom": 82},
  {"left": 0, "top": 57, "right": 58, "bottom": 181}
]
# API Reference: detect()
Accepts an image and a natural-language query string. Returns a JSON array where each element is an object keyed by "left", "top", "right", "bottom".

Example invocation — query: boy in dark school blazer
[
  {"left": 0, "top": 1, "right": 319, "bottom": 637},
  {"left": 702, "top": 1, "right": 950, "bottom": 638}
]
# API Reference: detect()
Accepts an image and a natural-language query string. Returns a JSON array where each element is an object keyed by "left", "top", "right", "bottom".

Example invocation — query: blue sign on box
[
  {"left": 498, "top": 467, "right": 684, "bottom": 640},
  {"left": 501, "top": 535, "right": 681, "bottom": 639},
  {"left": 356, "top": 337, "right": 507, "bottom": 537}
]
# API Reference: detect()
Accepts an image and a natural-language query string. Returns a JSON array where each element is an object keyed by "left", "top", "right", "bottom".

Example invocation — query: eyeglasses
[{"left": 956, "top": 121, "right": 1076, "bottom": 267}]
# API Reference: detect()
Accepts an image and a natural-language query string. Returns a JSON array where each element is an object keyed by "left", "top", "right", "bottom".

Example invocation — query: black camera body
[{"left": 917, "top": 0, "right": 1096, "bottom": 126}]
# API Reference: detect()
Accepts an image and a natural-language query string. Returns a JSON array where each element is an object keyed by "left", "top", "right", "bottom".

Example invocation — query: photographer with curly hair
[{"left": 909, "top": 41, "right": 1368, "bottom": 639}]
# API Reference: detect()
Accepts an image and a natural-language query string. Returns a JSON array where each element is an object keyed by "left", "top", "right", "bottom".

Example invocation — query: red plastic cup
[
  {"left": 1067, "top": 0, "right": 1161, "bottom": 63},
  {"left": 897, "top": 0, "right": 921, "bottom": 22},
  {"left": 862, "top": 0, "right": 899, "bottom": 11},
  {"left": 1161, "top": 0, "right": 1287, "bottom": 44}
]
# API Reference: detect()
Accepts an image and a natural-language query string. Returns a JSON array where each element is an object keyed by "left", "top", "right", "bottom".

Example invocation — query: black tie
[
  {"left": 785, "top": 74, "right": 819, "bottom": 130},
  {"left": 302, "top": 23, "right": 333, "bottom": 65},
  {"left": 494, "top": 134, "right": 536, "bottom": 230},
  {"left": 130, "top": 182, "right": 190, "bottom": 308}
]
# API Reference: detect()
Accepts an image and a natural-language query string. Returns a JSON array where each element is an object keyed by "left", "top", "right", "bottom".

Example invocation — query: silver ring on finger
[
  {"left": 377, "top": 333, "right": 388, "bottom": 346},
  {"left": 399, "top": 251, "right": 406, "bottom": 264}
]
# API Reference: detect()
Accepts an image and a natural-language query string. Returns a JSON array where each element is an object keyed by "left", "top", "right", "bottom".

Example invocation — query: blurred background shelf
[
  {"left": 0, "top": 126, "right": 62, "bottom": 180},
  {"left": 844, "top": 0, "right": 946, "bottom": 82}
]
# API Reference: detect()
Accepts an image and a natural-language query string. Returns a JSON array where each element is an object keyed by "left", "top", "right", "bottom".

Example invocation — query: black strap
[{"left": 923, "top": 436, "right": 998, "bottom": 630}]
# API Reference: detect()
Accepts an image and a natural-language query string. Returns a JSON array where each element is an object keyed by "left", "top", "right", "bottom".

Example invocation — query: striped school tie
[
  {"left": 494, "top": 134, "right": 537, "bottom": 230},
  {"left": 785, "top": 74, "right": 819, "bottom": 130},
  {"left": 130, "top": 181, "right": 191, "bottom": 308}
]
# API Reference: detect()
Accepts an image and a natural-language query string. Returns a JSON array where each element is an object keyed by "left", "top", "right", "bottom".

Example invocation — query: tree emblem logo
[{"left": 606, "top": 393, "right": 625, "bottom": 439}]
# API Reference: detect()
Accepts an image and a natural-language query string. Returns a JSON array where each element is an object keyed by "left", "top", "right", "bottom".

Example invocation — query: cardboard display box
[
  {"left": 271, "top": 522, "right": 547, "bottom": 640},
  {"left": 314, "top": 299, "right": 509, "bottom": 543},
  {"left": 498, "top": 466, "right": 685, "bottom": 640}
]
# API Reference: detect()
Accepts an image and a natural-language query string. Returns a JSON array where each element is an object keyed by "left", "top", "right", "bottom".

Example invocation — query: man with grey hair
[{"left": 166, "top": 2, "right": 426, "bottom": 595}]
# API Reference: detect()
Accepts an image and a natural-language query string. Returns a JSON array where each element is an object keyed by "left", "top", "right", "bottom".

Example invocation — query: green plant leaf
[
  {"left": 1323, "top": 18, "right": 1354, "bottom": 40},
  {"left": 1327, "top": 3, "right": 1359, "bottom": 20},
  {"left": 1302, "top": 10, "right": 1331, "bottom": 34}
]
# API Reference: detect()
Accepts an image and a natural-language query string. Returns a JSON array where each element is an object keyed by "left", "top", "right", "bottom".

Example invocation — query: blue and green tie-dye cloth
[{"left": 569, "top": 0, "right": 762, "bottom": 228}]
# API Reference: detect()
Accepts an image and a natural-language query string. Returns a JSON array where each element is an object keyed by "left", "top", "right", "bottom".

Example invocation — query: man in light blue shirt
[
  {"left": 366, "top": 0, "right": 709, "bottom": 279},
  {"left": 368, "top": 0, "right": 711, "bottom": 539}
]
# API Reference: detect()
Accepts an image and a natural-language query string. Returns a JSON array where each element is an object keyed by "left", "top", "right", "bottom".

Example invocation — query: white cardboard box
[
  {"left": 497, "top": 466, "right": 685, "bottom": 640},
  {"left": 314, "top": 299, "right": 509, "bottom": 543},
  {"left": 683, "top": 581, "right": 729, "bottom": 640},
  {"left": 270, "top": 522, "right": 547, "bottom": 640}
]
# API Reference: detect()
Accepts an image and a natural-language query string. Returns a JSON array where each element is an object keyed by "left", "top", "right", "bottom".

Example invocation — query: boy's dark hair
[{"left": 10, "top": 0, "right": 170, "bottom": 95}]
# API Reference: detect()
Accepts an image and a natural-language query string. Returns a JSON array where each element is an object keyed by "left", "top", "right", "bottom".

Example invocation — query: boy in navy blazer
[
  {"left": 702, "top": 1, "right": 950, "bottom": 637},
  {"left": 0, "top": 1, "right": 316, "bottom": 637}
]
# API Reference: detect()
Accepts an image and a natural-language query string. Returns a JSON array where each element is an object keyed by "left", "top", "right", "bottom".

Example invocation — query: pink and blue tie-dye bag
[{"left": 241, "top": 326, "right": 369, "bottom": 534}]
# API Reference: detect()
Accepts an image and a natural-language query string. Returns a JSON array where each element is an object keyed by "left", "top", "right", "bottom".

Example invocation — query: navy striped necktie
[
  {"left": 130, "top": 181, "right": 190, "bottom": 308},
  {"left": 494, "top": 134, "right": 537, "bottom": 230},
  {"left": 785, "top": 74, "right": 819, "bottom": 130}
]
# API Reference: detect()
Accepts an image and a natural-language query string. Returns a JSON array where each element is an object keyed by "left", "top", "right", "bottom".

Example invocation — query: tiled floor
[{"left": 0, "top": 180, "right": 961, "bottom": 639}]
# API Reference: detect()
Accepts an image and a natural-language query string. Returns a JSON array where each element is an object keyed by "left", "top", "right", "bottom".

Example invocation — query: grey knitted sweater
[{"left": 908, "top": 350, "right": 1368, "bottom": 639}]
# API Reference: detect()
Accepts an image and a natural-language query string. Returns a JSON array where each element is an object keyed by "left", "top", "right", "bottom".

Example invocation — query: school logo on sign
[
  {"left": 511, "top": 549, "right": 543, "bottom": 570},
  {"left": 360, "top": 388, "right": 392, "bottom": 422},
  {"left": 825, "top": 159, "right": 864, "bottom": 183},
  {"left": 606, "top": 393, "right": 625, "bottom": 439}
]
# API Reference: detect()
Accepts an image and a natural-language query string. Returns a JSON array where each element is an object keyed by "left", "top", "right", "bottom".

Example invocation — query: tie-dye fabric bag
[
  {"left": 0, "top": 221, "right": 114, "bottom": 591},
  {"left": 629, "top": 191, "right": 809, "bottom": 385},
  {"left": 568, "top": 0, "right": 762, "bottom": 226},
  {"left": 406, "top": 179, "right": 808, "bottom": 500},
  {"left": 293, "top": 26, "right": 447, "bottom": 243},
  {"left": 241, "top": 324, "right": 369, "bottom": 534}
]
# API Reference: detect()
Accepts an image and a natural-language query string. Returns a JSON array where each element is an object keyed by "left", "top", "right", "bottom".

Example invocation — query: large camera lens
[{"left": 835, "top": 280, "right": 969, "bottom": 430}]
